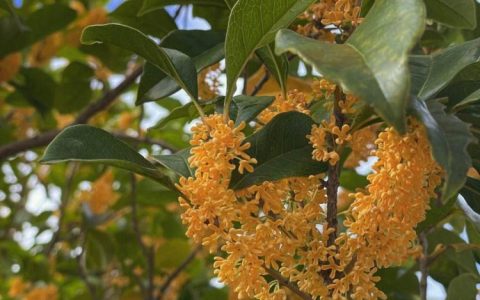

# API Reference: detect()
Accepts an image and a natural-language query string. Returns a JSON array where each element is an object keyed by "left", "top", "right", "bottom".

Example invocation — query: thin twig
[
  {"left": 0, "top": 66, "right": 143, "bottom": 161},
  {"left": 250, "top": 70, "right": 270, "bottom": 96},
  {"left": 158, "top": 245, "right": 202, "bottom": 299},
  {"left": 266, "top": 268, "right": 312, "bottom": 300},
  {"left": 130, "top": 174, "right": 156, "bottom": 300},
  {"left": 76, "top": 230, "right": 99, "bottom": 300}
]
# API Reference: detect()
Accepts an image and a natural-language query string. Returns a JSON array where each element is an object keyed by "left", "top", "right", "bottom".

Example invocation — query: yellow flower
[
  {"left": 28, "top": 33, "right": 63, "bottom": 66},
  {"left": 0, "top": 52, "right": 21, "bottom": 83},
  {"left": 8, "top": 277, "right": 29, "bottom": 298},
  {"left": 83, "top": 170, "right": 119, "bottom": 214},
  {"left": 25, "top": 285, "right": 58, "bottom": 300}
]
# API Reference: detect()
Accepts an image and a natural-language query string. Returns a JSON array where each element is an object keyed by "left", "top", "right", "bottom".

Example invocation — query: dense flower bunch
[
  {"left": 8, "top": 278, "right": 58, "bottom": 300},
  {"left": 176, "top": 114, "right": 257, "bottom": 252},
  {"left": 297, "top": 0, "right": 363, "bottom": 41},
  {"left": 322, "top": 121, "right": 442, "bottom": 299},
  {"left": 81, "top": 170, "right": 119, "bottom": 214},
  {"left": 178, "top": 79, "right": 442, "bottom": 299}
]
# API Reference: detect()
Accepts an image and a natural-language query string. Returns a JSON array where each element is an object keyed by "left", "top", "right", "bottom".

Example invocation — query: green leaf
[
  {"left": 229, "top": 111, "right": 328, "bottom": 190},
  {"left": 14, "top": 67, "right": 57, "bottom": 114},
  {"left": 137, "top": 30, "right": 225, "bottom": 104},
  {"left": 0, "top": 4, "right": 76, "bottom": 57},
  {"left": 458, "top": 194, "right": 480, "bottom": 232},
  {"left": 156, "top": 239, "right": 191, "bottom": 269},
  {"left": 425, "top": 0, "right": 477, "bottom": 29},
  {"left": 412, "top": 38, "right": 480, "bottom": 101},
  {"left": 232, "top": 95, "right": 274, "bottom": 125},
  {"left": 276, "top": 0, "right": 426, "bottom": 132},
  {"left": 339, "top": 169, "right": 368, "bottom": 191},
  {"left": 110, "top": 0, "right": 177, "bottom": 38},
  {"left": 54, "top": 62, "right": 94, "bottom": 114},
  {"left": 224, "top": 0, "right": 315, "bottom": 102},
  {"left": 453, "top": 88, "right": 480, "bottom": 110},
  {"left": 446, "top": 273, "right": 480, "bottom": 300},
  {"left": 412, "top": 99, "right": 475, "bottom": 201},
  {"left": 256, "top": 43, "right": 288, "bottom": 98},
  {"left": 41, "top": 125, "right": 170, "bottom": 184},
  {"left": 428, "top": 228, "right": 479, "bottom": 286},
  {"left": 224, "top": 0, "right": 237, "bottom": 9},
  {"left": 154, "top": 148, "right": 194, "bottom": 178},
  {"left": 139, "top": 0, "right": 227, "bottom": 15},
  {"left": 81, "top": 23, "right": 198, "bottom": 100}
]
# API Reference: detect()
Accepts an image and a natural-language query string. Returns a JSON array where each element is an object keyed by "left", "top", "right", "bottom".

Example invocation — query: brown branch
[
  {"left": 0, "top": 66, "right": 143, "bottom": 161},
  {"left": 158, "top": 245, "right": 202, "bottom": 299},
  {"left": 266, "top": 268, "right": 312, "bottom": 300},
  {"left": 250, "top": 70, "right": 270, "bottom": 96}
]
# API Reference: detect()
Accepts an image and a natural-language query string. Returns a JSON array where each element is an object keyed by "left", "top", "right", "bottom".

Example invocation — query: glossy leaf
[
  {"left": 412, "top": 99, "right": 474, "bottom": 201},
  {"left": 110, "top": 0, "right": 177, "bottom": 38},
  {"left": 154, "top": 149, "right": 194, "bottom": 178},
  {"left": 54, "top": 62, "right": 94, "bottom": 114},
  {"left": 446, "top": 273, "right": 479, "bottom": 300},
  {"left": 224, "top": 0, "right": 315, "bottom": 102},
  {"left": 412, "top": 38, "right": 480, "bottom": 101},
  {"left": 137, "top": 30, "right": 225, "bottom": 104},
  {"left": 276, "top": 0, "right": 426, "bottom": 132},
  {"left": 232, "top": 95, "right": 274, "bottom": 125},
  {"left": 229, "top": 111, "right": 328, "bottom": 190},
  {"left": 458, "top": 194, "right": 480, "bottom": 232},
  {"left": 81, "top": 23, "right": 198, "bottom": 100},
  {"left": 41, "top": 125, "right": 169, "bottom": 184},
  {"left": 424, "top": 0, "right": 477, "bottom": 29},
  {"left": 453, "top": 88, "right": 480, "bottom": 110},
  {"left": 256, "top": 43, "right": 288, "bottom": 98}
]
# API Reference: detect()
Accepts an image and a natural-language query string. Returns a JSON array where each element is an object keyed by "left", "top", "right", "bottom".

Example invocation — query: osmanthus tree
[{"left": 1, "top": 0, "right": 480, "bottom": 299}]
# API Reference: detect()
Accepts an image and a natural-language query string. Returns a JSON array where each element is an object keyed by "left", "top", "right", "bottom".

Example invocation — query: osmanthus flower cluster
[{"left": 176, "top": 74, "right": 444, "bottom": 299}]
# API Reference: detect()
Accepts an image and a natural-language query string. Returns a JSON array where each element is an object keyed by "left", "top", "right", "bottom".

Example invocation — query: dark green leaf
[
  {"left": 428, "top": 228, "right": 479, "bottom": 286},
  {"left": 453, "top": 88, "right": 480, "bottom": 110},
  {"left": 232, "top": 95, "right": 274, "bottom": 125},
  {"left": 446, "top": 273, "right": 480, "bottom": 300},
  {"left": 276, "top": 0, "right": 426, "bottom": 132},
  {"left": 225, "top": 0, "right": 315, "bottom": 102},
  {"left": 458, "top": 193, "right": 480, "bottom": 232},
  {"left": 41, "top": 125, "right": 170, "bottom": 185},
  {"left": 154, "top": 148, "right": 193, "bottom": 178},
  {"left": 412, "top": 38, "right": 480, "bottom": 101},
  {"left": 256, "top": 43, "right": 288, "bottom": 97},
  {"left": 14, "top": 67, "right": 57, "bottom": 114},
  {"left": 339, "top": 169, "right": 368, "bottom": 191},
  {"left": 137, "top": 30, "right": 225, "bottom": 104},
  {"left": 412, "top": 99, "right": 474, "bottom": 201},
  {"left": 230, "top": 111, "right": 328, "bottom": 190},
  {"left": 0, "top": 4, "right": 76, "bottom": 57},
  {"left": 81, "top": 23, "right": 198, "bottom": 100},
  {"left": 155, "top": 239, "right": 191, "bottom": 269},
  {"left": 55, "top": 62, "right": 94, "bottom": 114},
  {"left": 425, "top": 0, "right": 477, "bottom": 29},
  {"left": 110, "top": 0, "right": 177, "bottom": 38}
]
